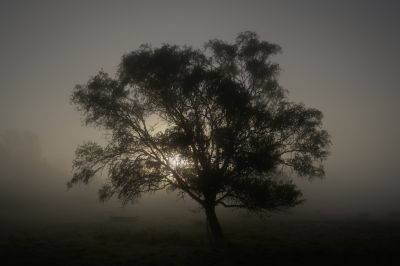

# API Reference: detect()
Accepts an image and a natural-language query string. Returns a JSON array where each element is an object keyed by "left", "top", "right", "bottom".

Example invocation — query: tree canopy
[{"left": 68, "top": 31, "right": 330, "bottom": 239}]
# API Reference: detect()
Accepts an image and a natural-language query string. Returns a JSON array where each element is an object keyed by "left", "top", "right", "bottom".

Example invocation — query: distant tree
[{"left": 68, "top": 31, "right": 330, "bottom": 240}]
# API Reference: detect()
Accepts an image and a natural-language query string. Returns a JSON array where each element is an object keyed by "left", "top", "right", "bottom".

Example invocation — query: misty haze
[{"left": 1, "top": 1, "right": 400, "bottom": 265}]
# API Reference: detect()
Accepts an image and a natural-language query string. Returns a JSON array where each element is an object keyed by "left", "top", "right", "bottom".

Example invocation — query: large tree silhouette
[{"left": 68, "top": 31, "right": 330, "bottom": 240}]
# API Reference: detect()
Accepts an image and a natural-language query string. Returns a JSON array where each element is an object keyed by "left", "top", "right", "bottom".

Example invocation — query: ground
[{"left": 1, "top": 217, "right": 399, "bottom": 265}]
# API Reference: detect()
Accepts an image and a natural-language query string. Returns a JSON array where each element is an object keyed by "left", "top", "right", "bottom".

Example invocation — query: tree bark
[{"left": 205, "top": 205, "right": 224, "bottom": 240}]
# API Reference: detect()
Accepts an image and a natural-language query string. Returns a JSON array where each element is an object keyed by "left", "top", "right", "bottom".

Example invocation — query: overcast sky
[{"left": 0, "top": 0, "right": 399, "bottom": 220}]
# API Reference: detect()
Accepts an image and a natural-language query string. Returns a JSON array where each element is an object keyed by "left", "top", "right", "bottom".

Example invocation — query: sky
[{"left": 0, "top": 0, "right": 399, "bottom": 222}]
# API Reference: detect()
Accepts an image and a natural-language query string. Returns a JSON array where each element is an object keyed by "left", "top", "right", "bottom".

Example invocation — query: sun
[{"left": 168, "top": 154, "right": 183, "bottom": 168}]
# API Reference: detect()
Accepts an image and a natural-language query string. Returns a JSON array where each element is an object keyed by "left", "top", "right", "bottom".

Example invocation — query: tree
[{"left": 68, "top": 31, "right": 330, "bottom": 240}]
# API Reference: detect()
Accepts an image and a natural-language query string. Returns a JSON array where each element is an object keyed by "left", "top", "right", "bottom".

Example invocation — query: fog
[
  {"left": 1, "top": 0, "right": 400, "bottom": 226},
  {"left": 0, "top": 130, "right": 203, "bottom": 225}
]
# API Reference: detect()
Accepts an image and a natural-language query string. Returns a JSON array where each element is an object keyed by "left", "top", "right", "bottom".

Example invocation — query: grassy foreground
[{"left": 1, "top": 218, "right": 399, "bottom": 265}]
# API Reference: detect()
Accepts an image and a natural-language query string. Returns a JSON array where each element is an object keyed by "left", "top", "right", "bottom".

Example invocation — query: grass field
[{"left": 1, "top": 217, "right": 399, "bottom": 265}]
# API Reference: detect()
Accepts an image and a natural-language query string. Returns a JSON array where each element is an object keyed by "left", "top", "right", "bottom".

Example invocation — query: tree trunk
[{"left": 205, "top": 205, "right": 224, "bottom": 240}]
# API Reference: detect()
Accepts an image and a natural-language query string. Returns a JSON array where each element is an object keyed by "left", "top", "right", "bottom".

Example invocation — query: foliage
[{"left": 68, "top": 31, "right": 330, "bottom": 238}]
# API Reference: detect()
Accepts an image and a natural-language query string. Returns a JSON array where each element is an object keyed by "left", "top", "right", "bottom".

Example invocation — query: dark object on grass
[{"left": 109, "top": 216, "right": 138, "bottom": 223}]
